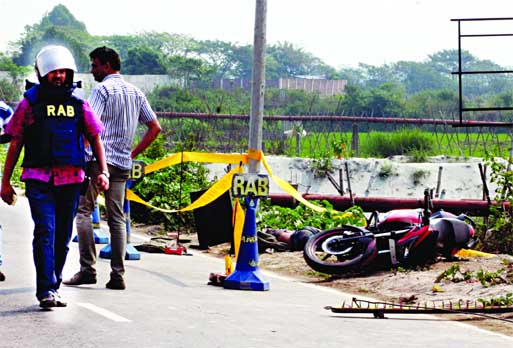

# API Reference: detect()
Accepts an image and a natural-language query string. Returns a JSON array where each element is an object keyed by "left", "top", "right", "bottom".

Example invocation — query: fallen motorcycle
[{"left": 303, "top": 189, "right": 476, "bottom": 275}]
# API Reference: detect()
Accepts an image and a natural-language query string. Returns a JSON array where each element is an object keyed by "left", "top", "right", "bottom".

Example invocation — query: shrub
[
  {"left": 378, "top": 161, "right": 395, "bottom": 178},
  {"left": 311, "top": 153, "right": 333, "bottom": 178},
  {"left": 129, "top": 136, "right": 212, "bottom": 231},
  {"left": 412, "top": 169, "right": 430, "bottom": 185},
  {"left": 361, "top": 129, "right": 434, "bottom": 157},
  {"left": 478, "top": 155, "right": 513, "bottom": 254},
  {"left": 257, "top": 199, "right": 366, "bottom": 231}
]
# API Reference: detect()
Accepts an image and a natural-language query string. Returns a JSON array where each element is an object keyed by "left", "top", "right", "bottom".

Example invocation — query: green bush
[
  {"left": 257, "top": 199, "right": 366, "bottom": 231},
  {"left": 360, "top": 129, "right": 434, "bottom": 157},
  {"left": 477, "top": 154, "right": 513, "bottom": 254},
  {"left": 129, "top": 136, "right": 212, "bottom": 231}
]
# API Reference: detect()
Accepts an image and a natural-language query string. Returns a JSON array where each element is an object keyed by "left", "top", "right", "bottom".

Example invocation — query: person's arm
[
  {"left": 89, "top": 134, "right": 109, "bottom": 192},
  {"left": 1, "top": 137, "right": 23, "bottom": 205},
  {"left": 131, "top": 118, "right": 161, "bottom": 159}
]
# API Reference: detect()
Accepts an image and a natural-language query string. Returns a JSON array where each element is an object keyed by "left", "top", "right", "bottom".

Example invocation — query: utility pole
[
  {"left": 248, "top": 0, "right": 267, "bottom": 174},
  {"left": 223, "top": 0, "right": 270, "bottom": 291}
]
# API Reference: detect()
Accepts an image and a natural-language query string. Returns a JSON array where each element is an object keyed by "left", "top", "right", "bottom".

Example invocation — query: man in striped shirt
[{"left": 64, "top": 46, "right": 161, "bottom": 290}]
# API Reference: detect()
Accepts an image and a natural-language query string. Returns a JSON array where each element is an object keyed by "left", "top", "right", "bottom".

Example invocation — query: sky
[{"left": 2, "top": 0, "right": 513, "bottom": 69}]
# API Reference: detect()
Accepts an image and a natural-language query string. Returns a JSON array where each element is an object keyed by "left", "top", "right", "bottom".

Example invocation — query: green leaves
[
  {"left": 478, "top": 293, "right": 513, "bottom": 307},
  {"left": 257, "top": 199, "right": 366, "bottom": 231},
  {"left": 480, "top": 154, "right": 513, "bottom": 254}
]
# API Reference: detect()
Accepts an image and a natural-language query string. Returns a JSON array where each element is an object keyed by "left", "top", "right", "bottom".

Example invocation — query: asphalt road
[{"left": 0, "top": 195, "right": 512, "bottom": 348}]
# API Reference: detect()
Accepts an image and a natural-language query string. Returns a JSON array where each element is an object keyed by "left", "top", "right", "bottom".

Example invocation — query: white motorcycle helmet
[{"left": 35, "top": 45, "right": 77, "bottom": 85}]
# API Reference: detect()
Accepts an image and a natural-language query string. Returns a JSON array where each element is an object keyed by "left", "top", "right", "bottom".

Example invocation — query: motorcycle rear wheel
[{"left": 303, "top": 226, "right": 377, "bottom": 274}]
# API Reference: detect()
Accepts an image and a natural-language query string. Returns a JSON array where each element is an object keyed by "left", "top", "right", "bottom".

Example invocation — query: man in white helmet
[{"left": 0, "top": 45, "right": 110, "bottom": 308}]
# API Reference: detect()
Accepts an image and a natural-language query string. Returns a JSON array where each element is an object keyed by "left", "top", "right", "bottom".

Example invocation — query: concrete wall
[
  {"left": 0, "top": 71, "right": 177, "bottom": 97},
  {"left": 208, "top": 78, "right": 347, "bottom": 96},
  {"left": 75, "top": 73, "right": 177, "bottom": 94}
]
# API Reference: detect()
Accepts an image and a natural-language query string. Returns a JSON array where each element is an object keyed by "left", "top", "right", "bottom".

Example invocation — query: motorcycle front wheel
[{"left": 303, "top": 226, "right": 377, "bottom": 274}]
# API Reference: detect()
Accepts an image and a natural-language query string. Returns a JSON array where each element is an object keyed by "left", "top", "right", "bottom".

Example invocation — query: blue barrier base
[
  {"left": 72, "top": 228, "right": 110, "bottom": 244},
  {"left": 223, "top": 269, "right": 270, "bottom": 291},
  {"left": 99, "top": 243, "right": 141, "bottom": 260}
]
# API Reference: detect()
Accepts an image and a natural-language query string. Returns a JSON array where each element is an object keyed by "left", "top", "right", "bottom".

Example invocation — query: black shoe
[
  {"left": 106, "top": 278, "right": 126, "bottom": 290},
  {"left": 63, "top": 271, "right": 97, "bottom": 286},
  {"left": 39, "top": 294, "right": 56, "bottom": 308},
  {"left": 54, "top": 292, "right": 67, "bottom": 307},
  {"left": 0, "top": 270, "right": 5, "bottom": 281}
]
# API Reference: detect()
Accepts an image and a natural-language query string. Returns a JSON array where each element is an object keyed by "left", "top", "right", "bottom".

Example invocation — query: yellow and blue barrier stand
[{"left": 223, "top": 173, "right": 270, "bottom": 291}]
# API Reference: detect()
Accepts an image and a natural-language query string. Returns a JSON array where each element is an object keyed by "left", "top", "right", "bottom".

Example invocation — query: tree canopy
[{"left": 2, "top": 4, "right": 513, "bottom": 121}]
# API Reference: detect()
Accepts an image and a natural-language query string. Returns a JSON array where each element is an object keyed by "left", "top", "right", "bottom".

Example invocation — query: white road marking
[{"left": 77, "top": 302, "right": 131, "bottom": 322}]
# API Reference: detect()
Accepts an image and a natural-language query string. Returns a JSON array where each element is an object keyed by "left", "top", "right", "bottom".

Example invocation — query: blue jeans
[{"left": 25, "top": 180, "right": 81, "bottom": 300}]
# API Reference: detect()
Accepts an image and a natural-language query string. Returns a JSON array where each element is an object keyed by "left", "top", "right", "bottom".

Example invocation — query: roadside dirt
[{"left": 135, "top": 225, "right": 513, "bottom": 337}]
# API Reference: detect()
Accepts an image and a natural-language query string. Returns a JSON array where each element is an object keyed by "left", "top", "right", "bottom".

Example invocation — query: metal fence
[{"left": 155, "top": 112, "right": 513, "bottom": 158}]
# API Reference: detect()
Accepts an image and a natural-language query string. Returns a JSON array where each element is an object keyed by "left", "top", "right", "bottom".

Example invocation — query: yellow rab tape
[
  {"left": 247, "top": 148, "right": 262, "bottom": 161},
  {"left": 128, "top": 150, "right": 327, "bottom": 214},
  {"left": 271, "top": 175, "right": 325, "bottom": 213},
  {"left": 260, "top": 152, "right": 324, "bottom": 213},
  {"left": 144, "top": 152, "right": 249, "bottom": 175},
  {"left": 126, "top": 165, "right": 244, "bottom": 213},
  {"left": 232, "top": 199, "right": 245, "bottom": 259}
]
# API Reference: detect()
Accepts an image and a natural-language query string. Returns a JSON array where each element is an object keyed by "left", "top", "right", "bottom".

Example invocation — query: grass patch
[
  {"left": 359, "top": 129, "right": 434, "bottom": 157},
  {"left": 412, "top": 169, "right": 430, "bottom": 185},
  {"left": 378, "top": 161, "right": 395, "bottom": 178},
  {"left": 292, "top": 129, "right": 511, "bottom": 158}
]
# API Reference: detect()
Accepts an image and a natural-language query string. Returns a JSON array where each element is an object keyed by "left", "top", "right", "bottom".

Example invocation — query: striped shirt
[
  {"left": 87, "top": 74, "right": 157, "bottom": 170},
  {"left": 5, "top": 98, "right": 104, "bottom": 186}
]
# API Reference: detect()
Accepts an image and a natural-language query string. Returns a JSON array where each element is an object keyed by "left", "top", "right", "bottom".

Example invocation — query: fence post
[
  {"left": 351, "top": 123, "right": 359, "bottom": 156},
  {"left": 295, "top": 132, "right": 300, "bottom": 156}
]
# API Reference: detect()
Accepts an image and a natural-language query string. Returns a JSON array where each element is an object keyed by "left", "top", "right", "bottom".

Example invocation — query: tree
[
  {"left": 123, "top": 46, "right": 167, "bottom": 74},
  {"left": 337, "top": 84, "right": 368, "bottom": 115},
  {"left": 267, "top": 41, "right": 321, "bottom": 77},
  {"left": 407, "top": 89, "right": 459, "bottom": 118},
  {"left": 12, "top": 4, "right": 93, "bottom": 70},
  {"left": 393, "top": 61, "right": 452, "bottom": 94},
  {"left": 0, "top": 53, "right": 30, "bottom": 101},
  {"left": 39, "top": 4, "right": 87, "bottom": 31},
  {"left": 366, "top": 82, "right": 406, "bottom": 116},
  {"left": 166, "top": 55, "right": 215, "bottom": 88},
  {"left": 98, "top": 32, "right": 199, "bottom": 61},
  {"left": 230, "top": 45, "right": 253, "bottom": 79},
  {"left": 194, "top": 40, "right": 239, "bottom": 79}
]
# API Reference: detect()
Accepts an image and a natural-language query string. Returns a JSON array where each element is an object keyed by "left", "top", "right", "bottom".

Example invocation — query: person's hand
[
  {"left": 96, "top": 174, "right": 109, "bottom": 192},
  {"left": 1, "top": 182, "right": 17, "bottom": 205}
]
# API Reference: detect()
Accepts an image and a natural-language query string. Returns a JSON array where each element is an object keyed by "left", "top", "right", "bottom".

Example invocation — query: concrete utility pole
[{"left": 248, "top": 0, "right": 267, "bottom": 174}]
